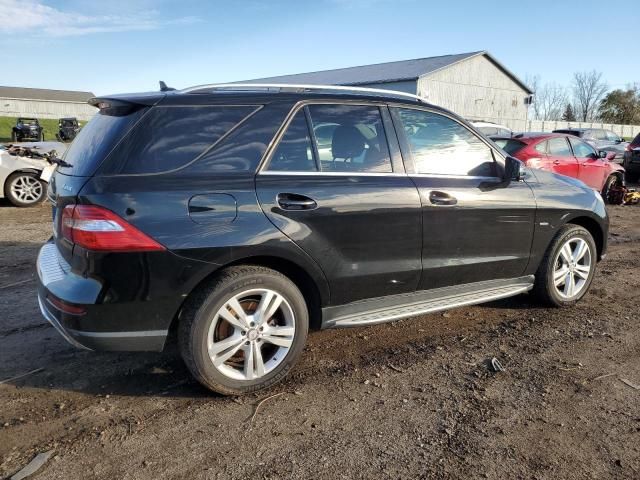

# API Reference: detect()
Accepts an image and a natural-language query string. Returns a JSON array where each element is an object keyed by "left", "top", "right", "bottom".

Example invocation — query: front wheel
[
  {"left": 179, "top": 266, "right": 309, "bottom": 395},
  {"left": 4, "top": 172, "right": 46, "bottom": 207},
  {"left": 601, "top": 174, "right": 622, "bottom": 204},
  {"left": 533, "top": 225, "right": 597, "bottom": 307}
]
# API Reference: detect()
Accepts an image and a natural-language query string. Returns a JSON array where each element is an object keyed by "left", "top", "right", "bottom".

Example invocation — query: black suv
[
  {"left": 12, "top": 117, "right": 44, "bottom": 142},
  {"left": 37, "top": 85, "right": 608, "bottom": 395}
]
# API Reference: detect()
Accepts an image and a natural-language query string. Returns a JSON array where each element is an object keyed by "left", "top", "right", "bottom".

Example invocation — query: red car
[{"left": 493, "top": 133, "right": 625, "bottom": 202}]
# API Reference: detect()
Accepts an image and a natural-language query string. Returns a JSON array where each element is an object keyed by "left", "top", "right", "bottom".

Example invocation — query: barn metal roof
[
  {"left": 0, "top": 86, "right": 95, "bottom": 102},
  {"left": 244, "top": 51, "right": 533, "bottom": 94}
]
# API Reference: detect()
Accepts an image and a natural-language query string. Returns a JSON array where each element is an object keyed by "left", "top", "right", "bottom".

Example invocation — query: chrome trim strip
[
  {"left": 38, "top": 296, "right": 92, "bottom": 350},
  {"left": 179, "top": 83, "right": 428, "bottom": 103},
  {"left": 259, "top": 171, "right": 407, "bottom": 177},
  {"left": 68, "top": 329, "right": 169, "bottom": 338}
]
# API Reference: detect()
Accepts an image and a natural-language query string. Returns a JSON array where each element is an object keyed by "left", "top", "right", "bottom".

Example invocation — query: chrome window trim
[{"left": 259, "top": 170, "right": 408, "bottom": 177}]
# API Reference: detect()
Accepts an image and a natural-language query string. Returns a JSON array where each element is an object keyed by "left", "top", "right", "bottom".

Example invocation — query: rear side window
[
  {"left": 103, "top": 106, "right": 257, "bottom": 174},
  {"left": 268, "top": 111, "right": 317, "bottom": 172},
  {"left": 534, "top": 141, "right": 548, "bottom": 154},
  {"left": 59, "top": 108, "right": 146, "bottom": 176},
  {"left": 396, "top": 108, "right": 497, "bottom": 177},
  {"left": 547, "top": 137, "right": 572, "bottom": 156},
  {"left": 266, "top": 104, "right": 393, "bottom": 174}
]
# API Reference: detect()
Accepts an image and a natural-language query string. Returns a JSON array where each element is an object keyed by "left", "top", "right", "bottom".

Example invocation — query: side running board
[{"left": 322, "top": 276, "right": 534, "bottom": 329}]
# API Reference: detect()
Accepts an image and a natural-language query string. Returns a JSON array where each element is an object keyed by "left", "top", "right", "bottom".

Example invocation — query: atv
[
  {"left": 11, "top": 118, "right": 44, "bottom": 142},
  {"left": 56, "top": 117, "right": 80, "bottom": 142}
]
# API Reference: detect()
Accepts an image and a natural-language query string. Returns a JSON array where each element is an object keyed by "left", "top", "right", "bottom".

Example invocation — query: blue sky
[{"left": 0, "top": 0, "right": 635, "bottom": 96}]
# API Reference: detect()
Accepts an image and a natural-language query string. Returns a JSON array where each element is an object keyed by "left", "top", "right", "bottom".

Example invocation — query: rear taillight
[
  {"left": 61, "top": 205, "right": 165, "bottom": 252},
  {"left": 46, "top": 294, "right": 86, "bottom": 316}
]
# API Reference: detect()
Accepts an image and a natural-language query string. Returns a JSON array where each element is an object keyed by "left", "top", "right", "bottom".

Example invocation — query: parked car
[
  {"left": 622, "top": 132, "right": 640, "bottom": 183},
  {"left": 11, "top": 118, "right": 45, "bottom": 142},
  {"left": 552, "top": 128, "right": 628, "bottom": 163},
  {"left": 471, "top": 121, "right": 512, "bottom": 137},
  {"left": 37, "top": 84, "right": 608, "bottom": 395},
  {"left": 492, "top": 133, "right": 625, "bottom": 203},
  {"left": 57, "top": 117, "right": 81, "bottom": 142},
  {"left": 0, "top": 142, "right": 66, "bottom": 207}
]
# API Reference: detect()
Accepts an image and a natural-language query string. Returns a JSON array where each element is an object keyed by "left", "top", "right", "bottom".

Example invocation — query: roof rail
[{"left": 179, "top": 83, "right": 427, "bottom": 103}]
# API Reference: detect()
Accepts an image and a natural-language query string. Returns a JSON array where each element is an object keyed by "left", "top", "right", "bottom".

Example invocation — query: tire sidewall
[
  {"left": 544, "top": 227, "right": 597, "bottom": 306},
  {"left": 5, "top": 172, "right": 46, "bottom": 207},
  {"left": 188, "top": 271, "right": 308, "bottom": 394}
]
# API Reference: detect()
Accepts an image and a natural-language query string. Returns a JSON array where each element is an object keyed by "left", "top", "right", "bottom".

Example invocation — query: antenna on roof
[{"left": 159, "top": 81, "right": 175, "bottom": 92}]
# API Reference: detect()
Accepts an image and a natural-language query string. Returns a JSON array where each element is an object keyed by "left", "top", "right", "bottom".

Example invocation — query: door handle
[
  {"left": 553, "top": 160, "right": 561, "bottom": 165},
  {"left": 277, "top": 193, "right": 318, "bottom": 211},
  {"left": 429, "top": 191, "right": 457, "bottom": 206}
]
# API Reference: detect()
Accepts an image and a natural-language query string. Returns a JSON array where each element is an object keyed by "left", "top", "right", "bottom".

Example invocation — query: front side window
[
  {"left": 547, "top": 137, "right": 573, "bottom": 156},
  {"left": 569, "top": 137, "right": 597, "bottom": 158},
  {"left": 396, "top": 108, "right": 497, "bottom": 177},
  {"left": 605, "top": 131, "right": 620, "bottom": 142}
]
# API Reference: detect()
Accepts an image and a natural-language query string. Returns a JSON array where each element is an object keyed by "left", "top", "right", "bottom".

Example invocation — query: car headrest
[{"left": 332, "top": 125, "right": 365, "bottom": 159}]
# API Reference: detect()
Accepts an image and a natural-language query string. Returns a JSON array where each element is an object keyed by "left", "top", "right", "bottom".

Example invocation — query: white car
[
  {"left": 0, "top": 142, "right": 66, "bottom": 207},
  {"left": 471, "top": 121, "right": 513, "bottom": 137}
]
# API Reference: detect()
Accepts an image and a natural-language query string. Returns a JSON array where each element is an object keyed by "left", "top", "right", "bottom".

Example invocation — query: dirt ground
[{"left": 0, "top": 198, "right": 639, "bottom": 480}]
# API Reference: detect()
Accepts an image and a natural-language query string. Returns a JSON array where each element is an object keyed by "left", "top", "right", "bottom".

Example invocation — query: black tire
[
  {"left": 601, "top": 174, "right": 621, "bottom": 204},
  {"left": 533, "top": 225, "right": 597, "bottom": 307},
  {"left": 40, "top": 132, "right": 45, "bottom": 142},
  {"left": 178, "top": 265, "right": 309, "bottom": 395},
  {"left": 4, "top": 172, "right": 47, "bottom": 207},
  {"left": 11, "top": 131, "right": 17, "bottom": 142}
]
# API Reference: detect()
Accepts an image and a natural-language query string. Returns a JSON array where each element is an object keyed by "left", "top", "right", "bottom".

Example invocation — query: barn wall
[
  {"left": 417, "top": 55, "right": 530, "bottom": 123},
  {"left": 354, "top": 80, "right": 418, "bottom": 95},
  {"left": 0, "top": 98, "right": 96, "bottom": 120}
]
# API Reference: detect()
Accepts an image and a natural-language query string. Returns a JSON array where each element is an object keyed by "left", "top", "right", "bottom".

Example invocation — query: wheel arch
[
  {"left": 565, "top": 215, "right": 605, "bottom": 260},
  {"left": 3, "top": 168, "right": 45, "bottom": 192}
]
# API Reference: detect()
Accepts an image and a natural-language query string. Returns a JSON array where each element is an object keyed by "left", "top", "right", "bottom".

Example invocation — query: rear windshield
[
  {"left": 493, "top": 138, "right": 526, "bottom": 155},
  {"left": 58, "top": 108, "right": 147, "bottom": 176},
  {"left": 100, "top": 106, "right": 258, "bottom": 174},
  {"left": 553, "top": 129, "right": 582, "bottom": 137}
]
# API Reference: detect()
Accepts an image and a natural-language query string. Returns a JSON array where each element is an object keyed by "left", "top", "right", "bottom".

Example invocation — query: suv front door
[
  {"left": 569, "top": 137, "right": 606, "bottom": 190},
  {"left": 391, "top": 107, "right": 536, "bottom": 290},
  {"left": 256, "top": 103, "right": 423, "bottom": 306}
]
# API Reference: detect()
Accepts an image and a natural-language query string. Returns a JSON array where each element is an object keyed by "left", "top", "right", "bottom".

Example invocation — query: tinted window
[
  {"left": 632, "top": 133, "right": 640, "bottom": 146},
  {"left": 569, "top": 137, "right": 597, "bottom": 158},
  {"left": 268, "top": 112, "right": 317, "bottom": 172},
  {"left": 397, "top": 108, "right": 496, "bottom": 177},
  {"left": 307, "top": 105, "right": 392, "bottom": 173},
  {"left": 494, "top": 138, "right": 526, "bottom": 155},
  {"left": 59, "top": 108, "right": 147, "bottom": 176},
  {"left": 105, "top": 106, "right": 257, "bottom": 174},
  {"left": 534, "top": 141, "right": 548, "bottom": 154},
  {"left": 554, "top": 129, "right": 582, "bottom": 138},
  {"left": 547, "top": 137, "right": 572, "bottom": 156}
]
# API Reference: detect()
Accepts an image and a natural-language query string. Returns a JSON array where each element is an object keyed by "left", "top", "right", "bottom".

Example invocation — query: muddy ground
[{"left": 0, "top": 199, "right": 639, "bottom": 480}]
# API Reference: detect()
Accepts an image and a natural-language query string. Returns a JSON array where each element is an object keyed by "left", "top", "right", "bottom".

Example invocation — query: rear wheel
[
  {"left": 11, "top": 131, "right": 18, "bottom": 142},
  {"left": 178, "top": 266, "right": 308, "bottom": 395},
  {"left": 4, "top": 172, "right": 46, "bottom": 207},
  {"left": 533, "top": 225, "right": 597, "bottom": 307}
]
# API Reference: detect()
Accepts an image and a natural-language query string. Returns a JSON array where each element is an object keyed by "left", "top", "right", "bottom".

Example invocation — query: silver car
[{"left": 552, "top": 128, "right": 628, "bottom": 163}]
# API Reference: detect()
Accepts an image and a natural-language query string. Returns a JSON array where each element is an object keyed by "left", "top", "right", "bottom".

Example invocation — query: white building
[
  {"left": 0, "top": 86, "right": 96, "bottom": 121},
  {"left": 246, "top": 51, "right": 534, "bottom": 130}
]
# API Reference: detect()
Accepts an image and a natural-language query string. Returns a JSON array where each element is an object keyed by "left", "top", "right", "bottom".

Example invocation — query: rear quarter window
[{"left": 102, "top": 106, "right": 259, "bottom": 175}]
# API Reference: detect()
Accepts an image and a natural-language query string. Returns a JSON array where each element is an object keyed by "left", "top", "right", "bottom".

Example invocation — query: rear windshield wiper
[{"left": 48, "top": 156, "right": 73, "bottom": 168}]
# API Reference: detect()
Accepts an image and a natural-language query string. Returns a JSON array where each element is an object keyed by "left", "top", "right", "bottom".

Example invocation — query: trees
[
  {"left": 599, "top": 86, "right": 640, "bottom": 125},
  {"left": 572, "top": 71, "right": 608, "bottom": 121},
  {"left": 561, "top": 104, "right": 576, "bottom": 122},
  {"left": 526, "top": 74, "right": 569, "bottom": 121}
]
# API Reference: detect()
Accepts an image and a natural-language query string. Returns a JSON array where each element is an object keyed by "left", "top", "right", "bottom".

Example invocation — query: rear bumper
[{"left": 36, "top": 242, "right": 169, "bottom": 351}]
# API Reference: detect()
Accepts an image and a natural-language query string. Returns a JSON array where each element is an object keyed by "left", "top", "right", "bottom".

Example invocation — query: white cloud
[{"left": 0, "top": 0, "right": 198, "bottom": 36}]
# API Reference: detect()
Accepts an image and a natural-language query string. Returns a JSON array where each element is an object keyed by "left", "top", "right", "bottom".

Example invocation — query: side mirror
[
  {"left": 598, "top": 150, "right": 608, "bottom": 159},
  {"left": 504, "top": 156, "right": 524, "bottom": 182}
]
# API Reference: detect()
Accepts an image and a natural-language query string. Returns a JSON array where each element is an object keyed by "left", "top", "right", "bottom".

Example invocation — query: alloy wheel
[
  {"left": 207, "top": 288, "right": 295, "bottom": 381},
  {"left": 552, "top": 237, "right": 592, "bottom": 299},
  {"left": 10, "top": 175, "right": 43, "bottom": 204}
]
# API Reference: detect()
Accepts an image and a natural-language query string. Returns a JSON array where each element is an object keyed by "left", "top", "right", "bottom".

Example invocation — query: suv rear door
[
  {"left": 391, "top": 106, "right": 536, "bottom": 290},
  {"left": 255, "top": 102, "right": 423, "bottom": 305}
]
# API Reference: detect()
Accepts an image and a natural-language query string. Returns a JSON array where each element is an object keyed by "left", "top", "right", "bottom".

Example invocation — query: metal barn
[
  {"left": 0, "top": 86, "right": 96, "bottom": 121},
  {"left": 245, "top": 51, "right": 533, "bottom": 128}
]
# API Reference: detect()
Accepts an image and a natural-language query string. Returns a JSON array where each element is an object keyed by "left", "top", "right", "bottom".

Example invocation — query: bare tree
[
  {"left": 525, "top": 74, "right": 568, "bottom": 120},
  {"left": 572, "top": 71, "right": 608, "bottom": 121}
]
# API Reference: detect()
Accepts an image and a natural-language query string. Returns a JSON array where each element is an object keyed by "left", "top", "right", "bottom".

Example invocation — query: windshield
[
  {"left": 57, "top": 108, "right": 146, "bottom": 176},
  {"left": 19, "top": 119, "right": 37, "bottom": 125}
]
